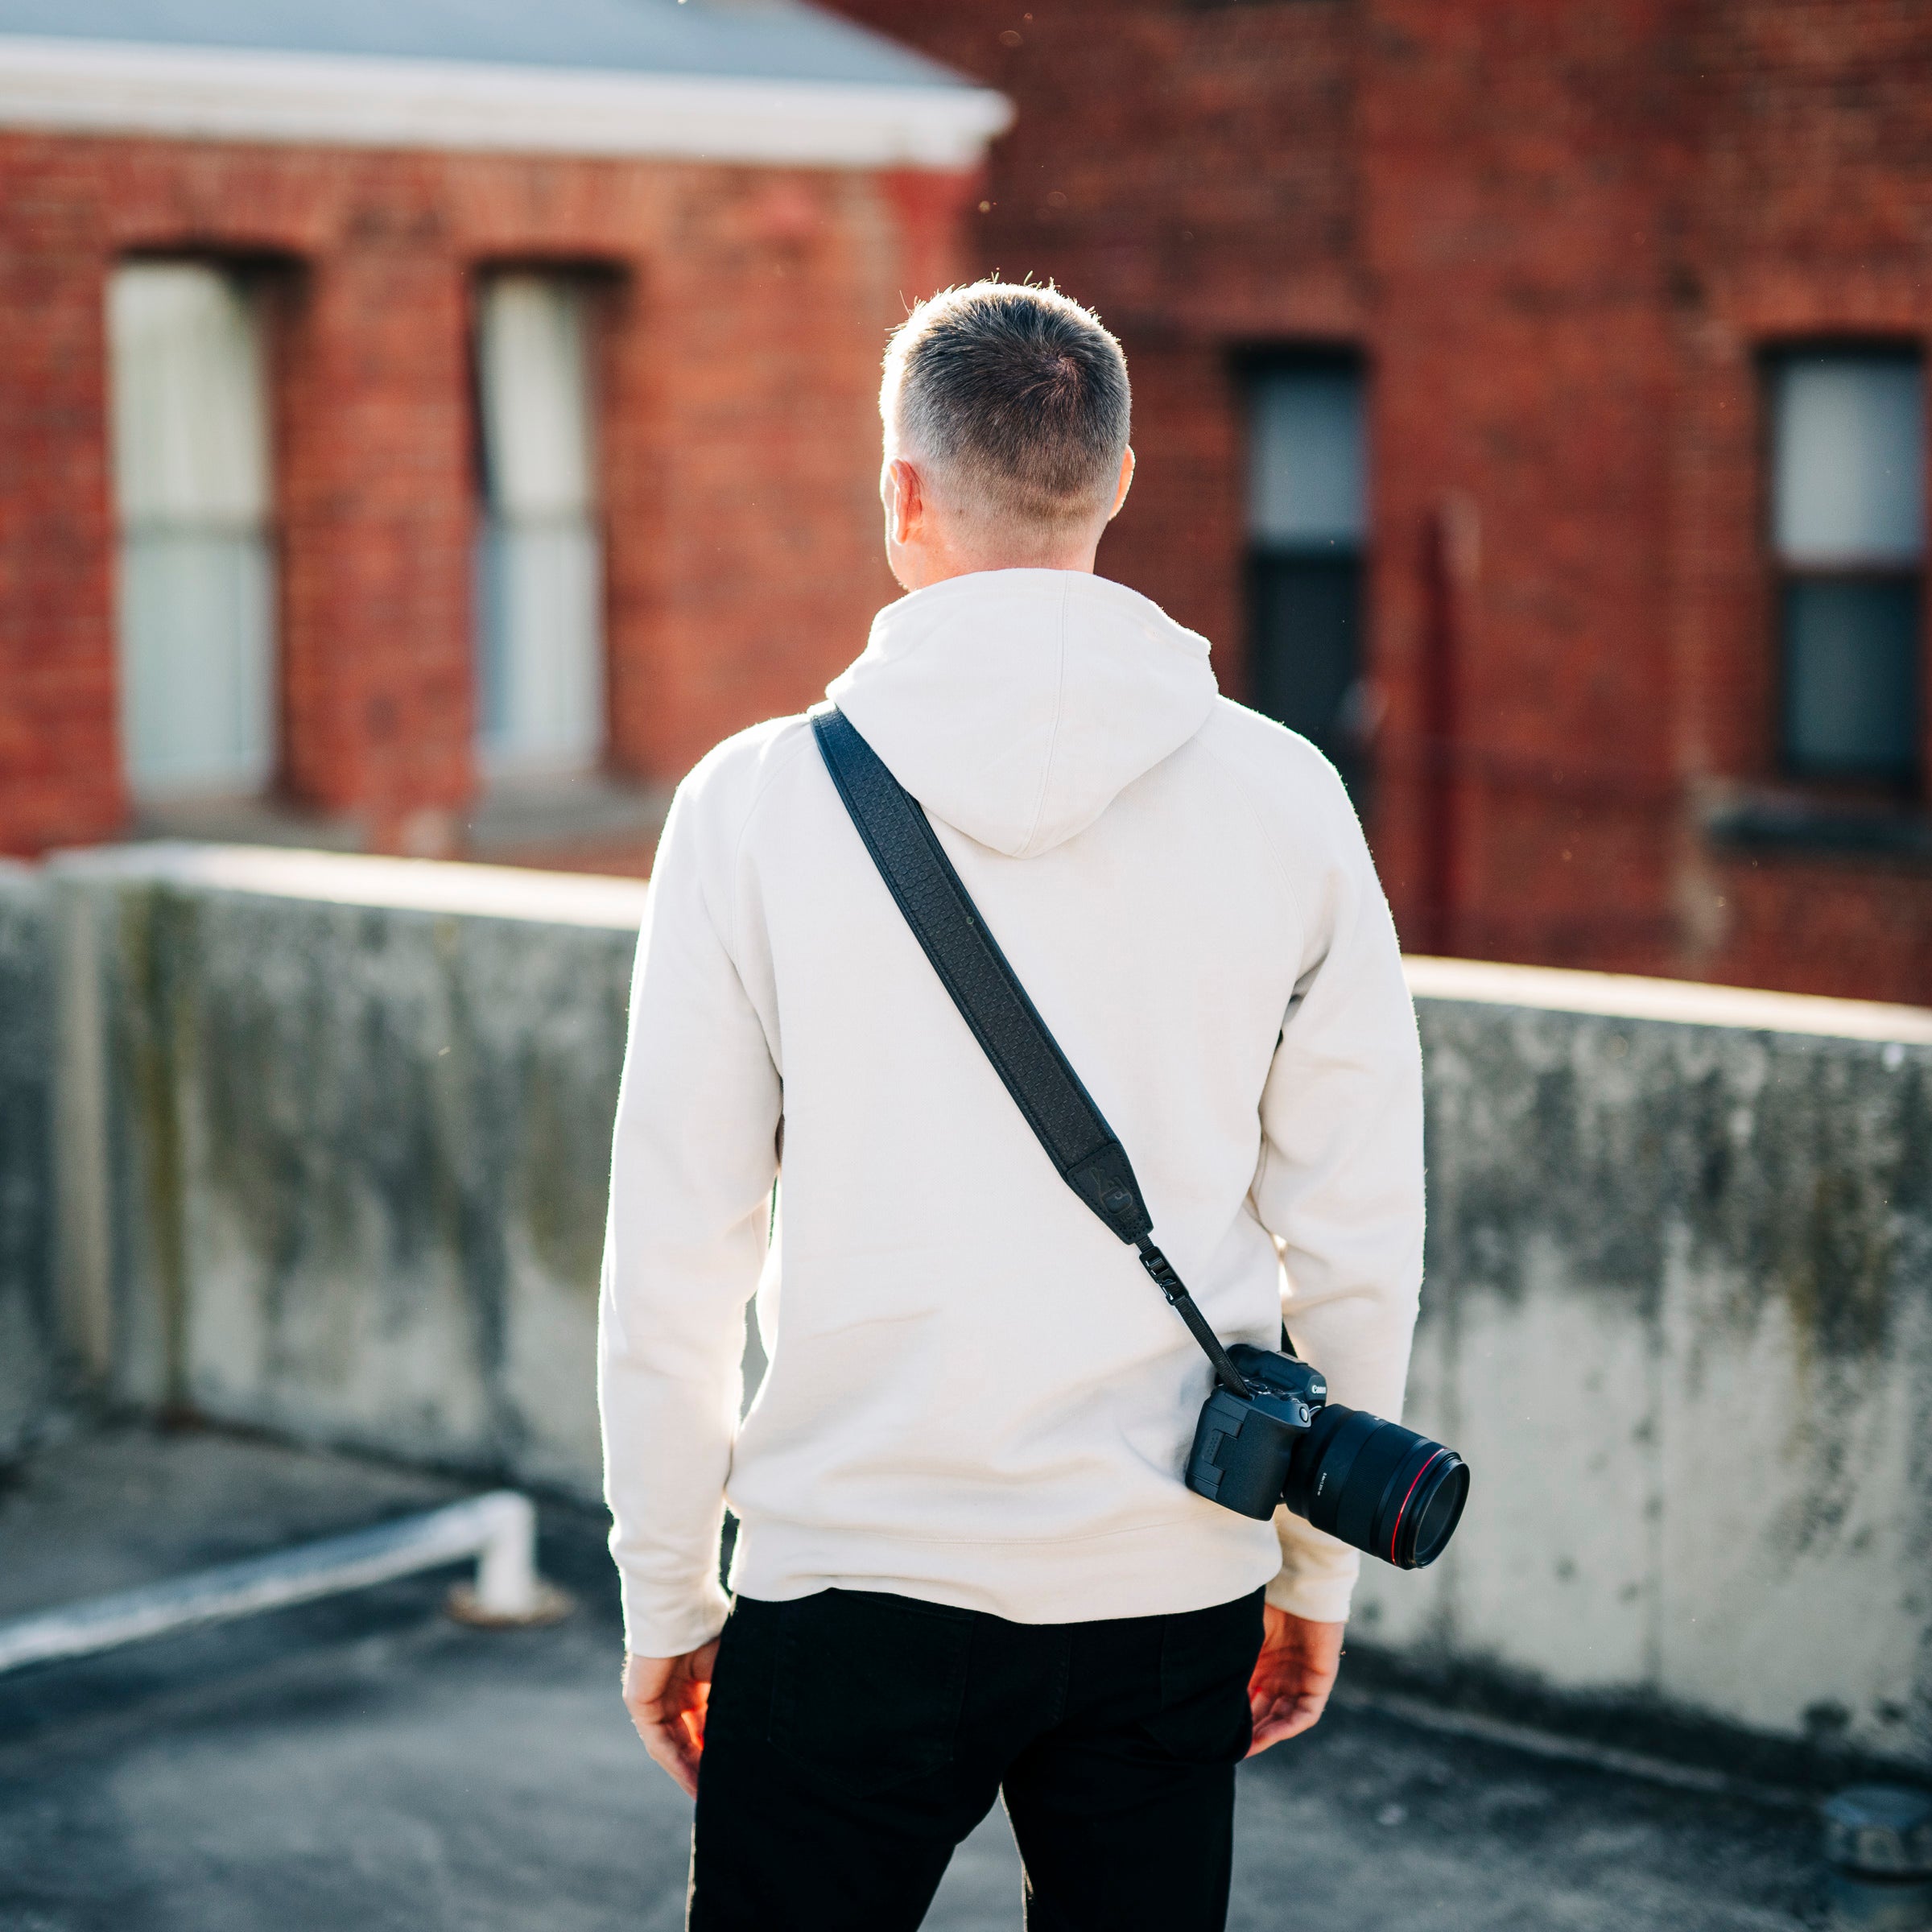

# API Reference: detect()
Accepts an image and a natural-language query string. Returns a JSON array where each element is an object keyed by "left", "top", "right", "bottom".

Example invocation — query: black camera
[{"left": 1185, "top": 1343, "right": 1468, "bottom": 1570}]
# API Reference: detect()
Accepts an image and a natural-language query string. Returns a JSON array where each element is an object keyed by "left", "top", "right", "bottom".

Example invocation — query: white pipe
[
  {"left": 0, "top": 1489, "right": 557, "bottom": 1676},
  {"left": 469, "top": 1492, "right": 540, "bottom": 1618}
]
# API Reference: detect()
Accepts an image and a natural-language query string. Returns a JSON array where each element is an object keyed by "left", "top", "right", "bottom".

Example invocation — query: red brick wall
[
  {"left": 11, "top": 8, "right": 1932, "bottom": 1003},
  {"left": 835, "top": 1, "right": 1363, "bottom": 697},
  {"left": 0, "top": 138, "right": 124, "bottom": 852},
  {"left": 0, "top": 131, "right": 972, "bottom": 859},
  {"left": 1675, "top": 2, "right": 1932, "bottom": 1002},
  {"left": 1358, "top": 0, "right": 1690, "bottom": 975},
  {"left": 829, "top": 0, "right": 1932, "bottom": 1005}
]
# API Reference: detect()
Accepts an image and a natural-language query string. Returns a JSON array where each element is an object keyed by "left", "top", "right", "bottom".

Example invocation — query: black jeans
[{"left": 688, "top": 1585, "right": 1265, "bottom": 1932}]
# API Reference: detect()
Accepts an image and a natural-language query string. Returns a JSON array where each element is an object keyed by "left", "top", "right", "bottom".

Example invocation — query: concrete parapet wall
[
  {"left": 30, "top": 847, "right": 1932, "bottom": 1769},
  {"left": 48, "top": 845, "right": 648, "bottom": 1495},
  {"left": 0, "top": 861, "right": 52, "bottom": 1456},
  {"left": 1362, "top": 958, "right": 1932, "bottom": 1770}
]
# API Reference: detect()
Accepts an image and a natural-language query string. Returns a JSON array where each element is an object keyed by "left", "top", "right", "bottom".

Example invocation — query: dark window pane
[
  {"left": 1781, "top": 577, "right": 1921, "bottom": 783},
  {"left": 1251, "top": 553, "right": 1363, "bottom": 795}
]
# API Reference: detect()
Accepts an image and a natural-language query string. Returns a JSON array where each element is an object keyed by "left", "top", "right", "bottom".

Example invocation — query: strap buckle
[
  {"left": 1137, "top": 1245, "right": 1187, "bottom": 1304},
  {"left": 1137, "top": 1243, "right": 1253, "bottom": 1399}
]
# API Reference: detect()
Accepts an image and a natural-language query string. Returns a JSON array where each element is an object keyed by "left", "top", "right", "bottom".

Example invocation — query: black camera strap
[{"left": 811, "top": 704, "right": 1253, "bottom": 1399}]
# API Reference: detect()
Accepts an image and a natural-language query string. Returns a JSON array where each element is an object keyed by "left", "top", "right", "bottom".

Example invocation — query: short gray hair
[{"left": 882, "top": 282, "right": 1130, "bottom": 530}]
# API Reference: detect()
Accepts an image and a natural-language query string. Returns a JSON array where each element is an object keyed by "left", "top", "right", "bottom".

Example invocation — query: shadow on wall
[{"left": 5, "top": 848, "right": 1932, "bottom": 1775}]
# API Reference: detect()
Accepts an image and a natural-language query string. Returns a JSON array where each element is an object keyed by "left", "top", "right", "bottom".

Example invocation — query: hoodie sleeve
[
  {"left": 598, "top": 775, "right": 782, "bottom": 1659},
  {"left": 1249, "top": 774, "right": 1426, "bottom": 1625}
]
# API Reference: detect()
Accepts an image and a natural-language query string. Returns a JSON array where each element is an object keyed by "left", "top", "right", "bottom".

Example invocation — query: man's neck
[{"left": 894, "top": 547, "right": 1100, "bottom": 592}]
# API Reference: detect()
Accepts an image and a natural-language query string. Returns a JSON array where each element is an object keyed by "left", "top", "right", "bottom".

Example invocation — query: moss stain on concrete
[
  {"left": 116, "top": 884, "right": 195, "bottom": 1412},
  {"left": 1422, "top": 1004, "right": 1932, "bottom": 1372}
]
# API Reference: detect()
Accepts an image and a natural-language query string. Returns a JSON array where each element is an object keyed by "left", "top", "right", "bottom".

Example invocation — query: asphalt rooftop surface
[{"left": 0, "top": 1426, "right": 1818, "bottom": 1931}]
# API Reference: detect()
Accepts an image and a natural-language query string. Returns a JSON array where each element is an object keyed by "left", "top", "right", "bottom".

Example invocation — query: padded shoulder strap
[{"left": 811, "top": 704, "right": 1251, "bottom": 1397}]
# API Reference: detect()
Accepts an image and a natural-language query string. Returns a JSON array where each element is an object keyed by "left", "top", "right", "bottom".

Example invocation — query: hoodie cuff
[
  {"left": 1269, "top": 1509, "right": 1361, "bottom": 1624},
  {"left": 621, "top": 1574, "right": 733, "bottom": 1661},
  {"left": 1265, "top": 1568, "right": 1358, "bottom": 1624}
]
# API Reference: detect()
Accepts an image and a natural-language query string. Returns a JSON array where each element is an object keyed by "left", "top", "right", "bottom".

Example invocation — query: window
[
  {"left": 108, "top": 262, "right": 276, "bottom": 799},
  {"left": 1246, "top": 359, "right": 1368, "bottom": 798},
  {"left": 1771, "top": 352, "right": 1924, "bottom": 788},
  {"left": 474, "top": 275, "right": 604, "bottom": 778}
]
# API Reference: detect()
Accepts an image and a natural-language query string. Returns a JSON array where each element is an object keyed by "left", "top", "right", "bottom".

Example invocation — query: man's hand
[
  {"left": 623, "top": 1642, "right": 720, "bottom": 1798},
  {"left": 1245, "top": 1605, "right": 1344, "bottom": 1756}
]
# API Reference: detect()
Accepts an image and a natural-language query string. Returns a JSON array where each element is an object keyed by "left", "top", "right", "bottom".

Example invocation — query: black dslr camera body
[{"left": 1185, "top": 1344, "right": 1468, "bottom": 1571}]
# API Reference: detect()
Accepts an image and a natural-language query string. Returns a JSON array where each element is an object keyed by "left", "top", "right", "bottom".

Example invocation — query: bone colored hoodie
[{"left": 599, "top": 569, "right": 1424, "bottom": 1660}]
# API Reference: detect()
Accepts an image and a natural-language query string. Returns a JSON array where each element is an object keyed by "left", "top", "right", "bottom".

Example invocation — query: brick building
[
  {"left": 824, "top": 1, "right": 1932, "bottom": 1005},
  {"left": 7, "top": 2, "right": 1932, "bottom": 1005},
  {"left": 0, "top": 0, "right": 1002, "bottom": 869}
]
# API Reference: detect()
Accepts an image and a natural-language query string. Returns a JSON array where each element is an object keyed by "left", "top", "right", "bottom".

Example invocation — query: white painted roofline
[{"left": 0, "top": 34, "right": 1012, "bottom": 167}]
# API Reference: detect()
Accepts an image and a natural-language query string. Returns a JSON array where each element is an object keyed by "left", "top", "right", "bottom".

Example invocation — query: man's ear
[
  {"left": 1107, "top": 446, "right": 1136, "bottom": 522},
  {"left": 886, "top": 458, "right": 925, "bottom": 546}
]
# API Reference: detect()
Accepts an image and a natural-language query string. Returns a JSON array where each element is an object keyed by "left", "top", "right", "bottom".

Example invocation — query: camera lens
[{"left": 1280, "top": 1404, "right": 1469, "bottom": 1570}]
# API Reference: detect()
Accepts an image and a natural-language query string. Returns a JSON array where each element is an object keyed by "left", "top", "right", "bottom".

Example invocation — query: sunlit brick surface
[
  {"left": 829, "top": 1, "right": 1932, "bottom": 1005},
  {"left": 0, "top": 133, "right": 971, "bottom": 861}
]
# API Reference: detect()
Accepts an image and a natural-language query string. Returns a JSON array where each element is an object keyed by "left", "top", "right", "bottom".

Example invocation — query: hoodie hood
[{"left": 826, "top": 570, "right": 1219, "bottom": 860}]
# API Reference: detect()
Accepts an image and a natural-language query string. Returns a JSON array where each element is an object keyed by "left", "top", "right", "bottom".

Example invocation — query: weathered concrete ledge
[
  {"left": 47, "top": 844, "right": 647, "bottom": 1495},
  {"left": 1367, "top": 955, "right": 1932, "bottom": 1773},
  {"left": 16, "top": 845, "right": 1932, "bottom": 1773}
]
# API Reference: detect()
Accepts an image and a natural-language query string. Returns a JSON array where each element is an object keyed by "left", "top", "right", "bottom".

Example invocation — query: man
[{"left": 600, "top": 282, "right": 1423, "bottom": 1930}]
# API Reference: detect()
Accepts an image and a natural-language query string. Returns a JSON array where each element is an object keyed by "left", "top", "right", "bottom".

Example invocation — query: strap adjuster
[{"left": 1137, "top": 1245, "right": 1185, "bottom": 1303}]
